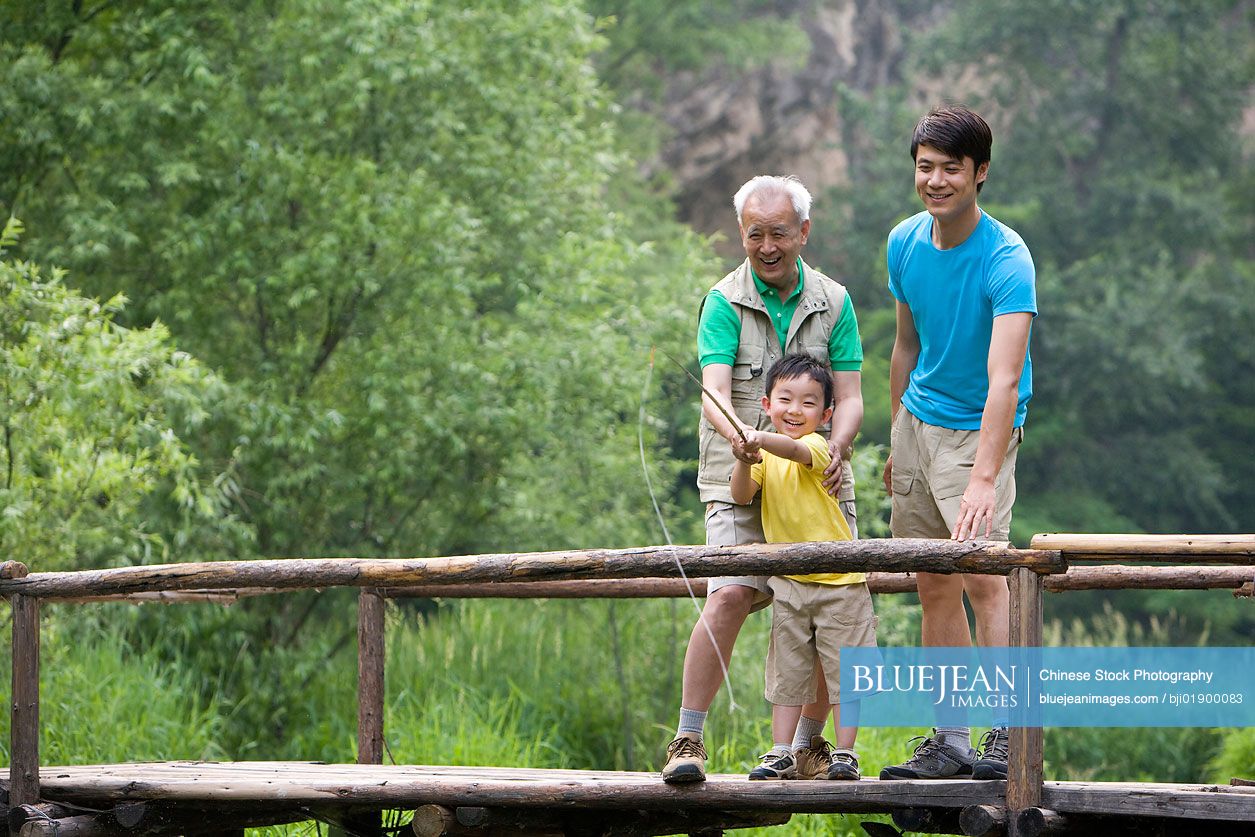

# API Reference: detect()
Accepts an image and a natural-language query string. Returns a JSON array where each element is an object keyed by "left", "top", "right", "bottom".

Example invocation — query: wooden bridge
[{"left": 3, "top": 534, "right": 1254, "bottom": 836}]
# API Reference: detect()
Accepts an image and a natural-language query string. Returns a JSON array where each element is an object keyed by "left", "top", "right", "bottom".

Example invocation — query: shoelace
[
  {"left": 902, "top": 734, "right": 946, "bottom": 762},
  {"left": 978, "top": 729, "right": 1008, "bottom": 760},
  {"left": 671, "top": 737, "right": 705, "bottom": 758}
]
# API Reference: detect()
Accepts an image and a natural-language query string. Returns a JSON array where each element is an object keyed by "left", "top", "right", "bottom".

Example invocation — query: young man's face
[
  {"left": 914, "top": 144, "right": 988, "bottom": 224},
  {"left": 761, "top": 375, "right": 832, "bottom": 440},
  {"left": 739, "top": 192, "right": 809, "bottom": 290}
]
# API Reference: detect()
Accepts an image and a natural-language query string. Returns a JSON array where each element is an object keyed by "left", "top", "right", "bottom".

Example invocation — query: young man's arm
[
  {"left": 701, "top": 363, "right": 759, "bottom": 462},
  {"left": 883, "top": 301, "right": 921, "bottom": 492},
  {"left": 951, "top": 311, "right": 1032, "bottom": 541},
  {"left": 822, "top": 370, "right": 863, "bottom": 496}
]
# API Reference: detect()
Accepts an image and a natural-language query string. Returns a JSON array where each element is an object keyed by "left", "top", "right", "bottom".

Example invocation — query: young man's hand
[{"left": 952, "top": 476, "right": 997, "bottom": 540}]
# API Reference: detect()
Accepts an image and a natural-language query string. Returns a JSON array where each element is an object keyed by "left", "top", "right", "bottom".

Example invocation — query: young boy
[{"left": 727, "top": 352, "right": 877, "bottom": 781}]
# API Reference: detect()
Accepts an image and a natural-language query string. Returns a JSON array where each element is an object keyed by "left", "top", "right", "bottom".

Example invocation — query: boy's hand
[{"left": 732, "top": 429, "right": 763, "bottom": 463}]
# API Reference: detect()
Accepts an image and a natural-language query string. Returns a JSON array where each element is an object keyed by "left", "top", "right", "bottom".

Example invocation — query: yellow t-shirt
[{"left": 749, "top": 432, "right": 864, "bottom": 586}]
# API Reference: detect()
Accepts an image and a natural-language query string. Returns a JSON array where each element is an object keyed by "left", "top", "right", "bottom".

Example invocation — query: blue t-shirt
[{"left": 887, "top": 210, "right": 1036, "bottom": 430}]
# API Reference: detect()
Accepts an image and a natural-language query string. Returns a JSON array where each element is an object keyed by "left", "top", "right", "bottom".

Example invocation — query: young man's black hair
[
  {"left": 764, "top": 352, "right": 833, "bottom": 408},
  {"left": 910, "top": 105, "right": 993, "bottom": 192}
]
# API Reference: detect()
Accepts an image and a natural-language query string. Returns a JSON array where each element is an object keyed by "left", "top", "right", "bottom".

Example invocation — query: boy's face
[{"left": 761, "top": 375, "right": 832, "bottom": 440}]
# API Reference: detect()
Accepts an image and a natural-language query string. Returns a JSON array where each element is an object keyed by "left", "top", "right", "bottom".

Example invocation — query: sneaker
[
  {"left": 794, "top": 735, "right": 836, "bottom": 780},
  {"left": 662, "top": 733, "right": 707, "bottom": 784},
  {"left": 748, "top": 748, "right": 796, "bottom": 780},
  {"left": 827, "top": 748, "right": 861, "bottom": 780},
  {"left": 878, "top": 730, "right": 976, "bottom": 779},
  {"left": 973, "top": 727, "right": 1009, "bottom": 780}
]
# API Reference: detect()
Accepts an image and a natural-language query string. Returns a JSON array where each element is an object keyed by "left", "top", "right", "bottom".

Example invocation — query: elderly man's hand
[{"left": 821, "top": 441, "right": 845, "bottom": 496}]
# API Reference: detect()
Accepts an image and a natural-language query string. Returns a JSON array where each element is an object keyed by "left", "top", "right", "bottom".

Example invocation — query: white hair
[{"left": 732, "top": 175, "right": 812, "bottom": 226}]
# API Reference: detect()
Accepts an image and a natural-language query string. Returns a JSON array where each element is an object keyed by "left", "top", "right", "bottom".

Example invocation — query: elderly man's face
[{"left": 739, "top": 192, "right": 809, "bottom": 291}]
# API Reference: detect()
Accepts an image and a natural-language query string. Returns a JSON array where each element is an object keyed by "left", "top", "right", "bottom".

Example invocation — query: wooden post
[
  {"left": 357, "top": 588, "right": 385, "bottom": 765},
  {"left": 9, "top": 595, "right": 40, "bottom": 811},
  {"left": 1006, "top": 568, "right": 1043, "bottom": 837}
]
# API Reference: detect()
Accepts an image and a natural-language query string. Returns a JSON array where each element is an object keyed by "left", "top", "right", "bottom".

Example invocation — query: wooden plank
[
  {"left": 1040, "top": 780, "right": 1255, "bottom": 822},
  {"left": 0, "top": 540, "right": 1065, "bottom": 599},
  {"left": 9, "top": 595, "right": 40, "bottom": 808},
  {"left": 1030, "top": 533, "right": 1255, "bottom": 559},
  {"left": 357, "top": 589, "right": 385, "bottom": 765},
  {"left": 31, "top": 765, "right": 1006, "bottom": 813},
  {"left": 1006, "top": 568, "right": 1044, "bottom": 828}
]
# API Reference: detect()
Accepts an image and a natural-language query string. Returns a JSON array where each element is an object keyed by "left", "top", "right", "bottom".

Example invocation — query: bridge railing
[{"left": 3, "top": 534, "right": 1253, "bottom": 833}]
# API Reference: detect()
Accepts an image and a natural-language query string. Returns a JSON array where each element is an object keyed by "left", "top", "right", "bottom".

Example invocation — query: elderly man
[{"left": 662, "top": 175, "right": 865, "bottom": 783}]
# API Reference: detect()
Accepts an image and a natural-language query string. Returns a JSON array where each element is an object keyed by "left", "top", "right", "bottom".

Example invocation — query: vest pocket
[
  {"left": 732, "top": 344, "right": 764, "bottom": 380},
  {"left": 800, "top": 343, "right": 830, "bottom": 366}
]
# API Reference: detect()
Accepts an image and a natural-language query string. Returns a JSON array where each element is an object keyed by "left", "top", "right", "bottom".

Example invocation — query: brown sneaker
[
  {"left": 794, "top": 735, "right": 836, "bottom": 780},
  {"left": 662, "top": 732, "right": 707, "bottom": 784}
]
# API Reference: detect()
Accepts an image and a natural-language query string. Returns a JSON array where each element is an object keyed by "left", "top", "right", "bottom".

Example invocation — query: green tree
[
  {"left": 2, "top": 0, "right": 711, "bottom": 562},
  {"left": 0, "top": 219, "right": 246, "bottom": 570}
]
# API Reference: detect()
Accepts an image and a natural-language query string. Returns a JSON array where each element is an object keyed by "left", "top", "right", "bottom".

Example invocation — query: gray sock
[
  {"left": 936, "top": 726, "right": 971, "bottom": 751},
  {"left": 791, "top": 715, "right": 825, "bottom": 750},
  {"left": 677, "top": 707, "right": 707, "bottom": 738}
]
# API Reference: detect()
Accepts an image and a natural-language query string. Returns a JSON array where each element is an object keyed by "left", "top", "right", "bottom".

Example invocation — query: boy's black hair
[
  {"left": 765, "top": 353, "right": 832, "bottom": 407},
  {"left": 911, "top": 105, "right": 993, "bottom": 192}
]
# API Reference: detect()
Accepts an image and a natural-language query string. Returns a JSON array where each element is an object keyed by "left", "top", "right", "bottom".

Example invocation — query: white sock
[{"left": 791, "top": 715, "right": 825, "bottom": 750}]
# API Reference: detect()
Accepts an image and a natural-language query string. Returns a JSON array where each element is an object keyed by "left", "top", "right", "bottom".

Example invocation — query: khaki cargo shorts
[
  {"left": 889, "top": 408, "right": 1021, "bottom": 543},
  {"left": 706, "top": 499, "right": 859, "bottom": 613},
  {"left": 764, "top": 579, "right": 877, "bottom": 704}
]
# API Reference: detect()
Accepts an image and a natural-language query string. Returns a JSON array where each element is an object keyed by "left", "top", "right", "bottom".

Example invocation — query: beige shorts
[
  {"left": 764, "top": 579, "right": 877, "bottom": 705},
  {"left": 889, "top": 408, "right": 1021, "bottom": 543},
  {"left": 705, "top": 499, "right": 859, "bottom": 613}
]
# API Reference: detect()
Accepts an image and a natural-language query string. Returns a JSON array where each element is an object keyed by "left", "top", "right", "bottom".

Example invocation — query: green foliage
[
  {"left": 0, "top": 225, "right": 246, "bottom": 570},
  {"left": 589, "top": 0, "right": 810, "bottom": 93},
  {"left": 0, "top": 610, "right": 227, "bottom": 765},
  {"left": 2, "top": 0, "right": 712, "bottom": 567},
  {"left": 1210, "top": 727, "right": 1255, "bottom": 783}
]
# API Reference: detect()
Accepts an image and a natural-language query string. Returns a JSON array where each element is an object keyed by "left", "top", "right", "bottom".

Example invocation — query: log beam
[
  {"left": 1007, "top": 568, "right": 1043, "bottom": 837},
  {"left": 381, "top": 565, "right": 1255, "bottom": 600},
  {"left": 1013, "top": 807, "right": 1068, "bottom": 836},
  {"left": 0, "top": 540, "right": 1064, "bottom": 599},
  {"left": 959, "top": 804, "right": 1006, "bottom": 836},
  {"left": 891, "top": 805, "right": 963, "bottom": 833},
  {"left": 357, "top": 589, "right": 385, "bottom": 765},
  {"left": 9, "top": 595, "right": 40, "bottom": 809},
  {"left": 1030, "top": 533, "right": 1255, "bottom": 561}
]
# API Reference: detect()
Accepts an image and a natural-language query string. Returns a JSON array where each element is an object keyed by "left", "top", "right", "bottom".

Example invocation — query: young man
[
  {"left": 661, "top": 176, "right": 864, "bottom": 784},
  {"left": 728, "top": 353, "right": 876, "bottom": 782},
  {"left": 879, "top": 106, "right": 1036, "bottom": 781}
]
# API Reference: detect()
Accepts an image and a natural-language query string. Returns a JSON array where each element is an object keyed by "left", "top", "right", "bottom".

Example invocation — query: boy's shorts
[
  {"left": 764, "top": 579, "right": 877, "bottom": 705},
  {"left": 705, "top": 500, "right": 859, "bottom": 613},
  {"left": 889, "top": 408, "right": 1021, "bottom": 543}
]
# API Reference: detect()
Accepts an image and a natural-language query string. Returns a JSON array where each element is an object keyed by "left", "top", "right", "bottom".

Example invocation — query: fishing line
[{"left": 638, "top": 348, "right": 739, "bottom": 710}]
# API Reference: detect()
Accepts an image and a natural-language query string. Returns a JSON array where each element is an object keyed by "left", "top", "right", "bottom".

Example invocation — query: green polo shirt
[{"left": 697, "top": 259, "right": 863, "bottom": 370}]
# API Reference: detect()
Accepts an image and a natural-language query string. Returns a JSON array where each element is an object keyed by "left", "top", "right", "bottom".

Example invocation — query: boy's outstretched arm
[
  {"left": 750, "top": 429, "right": 814, "bottom": 467},
  {"left": 730, "top": 457, "right": 760, "bottom": 505}
]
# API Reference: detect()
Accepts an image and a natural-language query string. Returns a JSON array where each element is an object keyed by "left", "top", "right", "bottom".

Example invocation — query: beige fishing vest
[{"left": 696, "top": 259, "right": 856, "bottom": 504}]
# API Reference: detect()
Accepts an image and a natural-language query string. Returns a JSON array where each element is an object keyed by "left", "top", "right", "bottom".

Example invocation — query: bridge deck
[{"left": 28, "top": 762, "right": 1255, "bottom": 822}]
